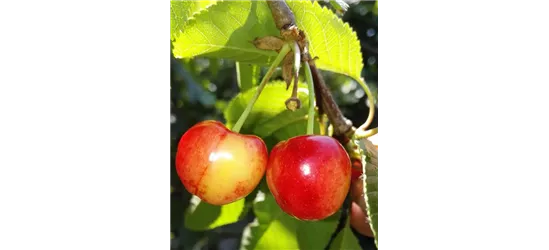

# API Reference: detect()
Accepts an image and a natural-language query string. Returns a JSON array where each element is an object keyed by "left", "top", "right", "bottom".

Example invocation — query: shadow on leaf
[{"left": 184, "top": 199, "right": 222, "bottom": 231}]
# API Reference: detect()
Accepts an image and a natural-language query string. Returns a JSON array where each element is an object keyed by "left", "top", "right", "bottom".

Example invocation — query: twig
[
  {"left": 309, "top": 62, "right": 353, "bottom": 136},
  {"left": 267, "top": 0, "right": 377, "bottom": 247},
  {"left": 266, "top": 0, "right": 353, "bottom": 137}
]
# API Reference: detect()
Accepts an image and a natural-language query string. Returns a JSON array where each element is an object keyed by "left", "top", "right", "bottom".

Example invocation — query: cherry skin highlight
[
  {"left": 175, "top": 120, "right": 268, "bottom": 205},
  {"left": 266, "top": 135, "right": 351, "bottom": 221}
]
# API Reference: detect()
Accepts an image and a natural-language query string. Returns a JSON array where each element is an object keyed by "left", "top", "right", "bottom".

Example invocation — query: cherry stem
[
  {"left": 231, "top": 43, "right": 292, "bottom": 133},
  {"left": 354, "top": 77, "right": 376, "bottom": 138},
  {"left": 309, "top": 62, "right": 353, "bottom": 135},
  {"left": 304, "top": 60, "right": 316, "bottom": 135}
]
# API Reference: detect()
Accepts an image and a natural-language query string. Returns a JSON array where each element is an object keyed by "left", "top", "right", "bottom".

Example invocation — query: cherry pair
[{"left": 175, "top": 120, "right": 351, "bottom": 221}]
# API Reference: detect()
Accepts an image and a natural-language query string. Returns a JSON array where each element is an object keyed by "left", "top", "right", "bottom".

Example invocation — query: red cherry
[
  {"left": 266, "top": 135, "right": 351, "bottom": 220},
  {"left": 351, "top": 159, "right": 363, "bottom": 180},
  {"left": 175, "top": 120, "right": 268, "bottom": 205}
]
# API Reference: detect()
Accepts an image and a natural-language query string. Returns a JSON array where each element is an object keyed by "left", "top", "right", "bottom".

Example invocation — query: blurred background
[{"left": 171, "top": 1, "right": 378, "bottom": 249}]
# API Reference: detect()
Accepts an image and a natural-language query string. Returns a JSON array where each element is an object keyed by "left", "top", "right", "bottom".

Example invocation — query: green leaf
[
  {"left": 171, "top": 0, "right": 364, "bottom": 82},
  {"left": 170, "top": 0, "right": 218, "bottom": 41},
  {"left": 236, "top": 62, "right": 261, "bottom": 91},
  {"left": 224, "top": 81, "right": 318, "bottom": 137},
  {"left": 329, "top": 0, "right": 349, "bottom": 13},
  {"left": 329, "top": 218, "right": 362, "bottom": 250},
  {"left": 184, "top": 195, "right": 247, "bottom": 231},
  {"left": 359, "top": 138, "right": 378, "bottom": 245},
  {"left": 288, "top": 1, "right": 363, "bottom": 82},
  {"left": 240, "top": 191, "right": 338, "bottom": 250},
  {"left": 172, "top": 1, "right": 279, "bottom": 65},
  {"left": 270, "top": 117, "right": 321, "bottom": 142}
]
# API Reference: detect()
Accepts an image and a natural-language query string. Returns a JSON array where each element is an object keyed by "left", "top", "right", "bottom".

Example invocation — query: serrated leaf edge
[
  {"left": 289, "top": 0, "right": 364, "bottom": 79},
  {"left": 171, "top": 0, "right": 279, "bottom": 62},
  {"left": 171, "top": 0, "right": 223, "bottom": 41}
]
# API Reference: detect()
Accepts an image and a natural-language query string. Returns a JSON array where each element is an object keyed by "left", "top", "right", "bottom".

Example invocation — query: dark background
[{"left": 171, "top": 1, "right": 378, "bottom": 249}]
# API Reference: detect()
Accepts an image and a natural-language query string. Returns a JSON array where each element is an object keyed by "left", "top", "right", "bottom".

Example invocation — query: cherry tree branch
[
  {"left": 266, "top": 1, "right": 378, "bottom": 246},
  {"left": 266, "top": 0, "right": 354, "bottom": 137}
]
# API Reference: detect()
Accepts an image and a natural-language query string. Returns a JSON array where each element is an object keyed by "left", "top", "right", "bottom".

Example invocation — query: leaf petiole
[
  {"left": 354, "top": 77, "right": 376, "bottom": 139},
  {"left": 231, "top": 43, "right": 292, "bottom": 133},
  {"left": 356, "top": 127, "right": 377, "bottom": 139}
]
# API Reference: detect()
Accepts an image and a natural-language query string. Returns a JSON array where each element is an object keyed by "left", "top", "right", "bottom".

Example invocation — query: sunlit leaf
[
  {"left": 329, "top": 218, "right": 361, "bottom": 250},
  {"left": 224, "top": 81, "right": 319, "bottom": 137},
  {"left": 288, "top": 1, "right": 363, "bottom": 81},
  {"left": 184, "top": 195, "right": 247, "bottom": 231},
  {"left": 236, "top": 62, "right": 261, "bottom": 91},
  {"left": 329, "top": 0, "right": 349, "bottom": 14},
  {"left": 170, "top": 0, "right": 218, "bottom": 41},
  {"left": 171, "top": 0, "right": 364, "bottom": 81},
  {"left": 240, "top": 191, "right": 338, "bottom": 250},
  {"left": 172, "top": 1, "right": 279, "bottom": 65}
]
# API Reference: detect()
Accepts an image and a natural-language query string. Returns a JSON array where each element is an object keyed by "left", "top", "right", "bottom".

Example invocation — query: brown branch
[
  {"left": 266, "top": 0, "right": 353, "bottom": 137},
  {"left": 266, "top": 1, "right": 296, "bottom": 30},
  {"left": 308, "top": 62, "right": 353, "bottom": 136},
  {"left": 267, "top": 0, "right": 378, "bottom": 245}
]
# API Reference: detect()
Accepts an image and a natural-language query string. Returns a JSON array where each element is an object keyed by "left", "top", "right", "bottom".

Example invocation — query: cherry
[
  {"left": 351, "top": 159, "right": 363, "bottom": 180},
  {"left": 266, "top": 135, "right": 351, "bottom": 220},
  {"left": 175, "top": 120, "right": 268, "bottom": 205},
  {"left": 351, "top": 140, "right": 378, "bottom": 180}
]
